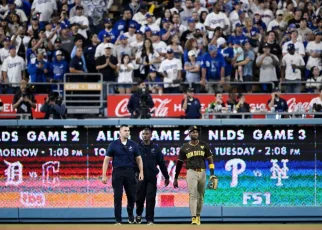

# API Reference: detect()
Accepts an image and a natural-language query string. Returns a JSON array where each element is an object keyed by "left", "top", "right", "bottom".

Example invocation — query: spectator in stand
[
  {"left": 184, "top": 50, "right": 201, "bottom": 93},
  {"left": 298, "top": 18, "right": 312, "bottom": 42},
  {"left": 207, "top": 91, "right": 226, "bottom": 113},
  {"left": 135, "top": 38, "right": 161, "bottom": 81},
  {"left": 259, "top": 31, "right": 282, "bottom": 58},
  {"left": 113, "top": 34, "right": 133, "bottom": 63},
  {"left": 31, "top": 0, "right": 57, "bottom": 29},
  {"left": 229, "top": 0, "right": 243, "bottom": 31},
  {"left": 281, "top": 43, "right": 305, "bottom": 93},
  {"left": 52, "top": 38, "right": 70, "bottom": 63},
  {"left": 205, "top": 1, "right": 230, "bottom": 39},
  {"left": 201, "top": 45, "right": 226, "bottom": 94},
  {"left": 228, "top": 23, "right": 248, "bottom": 46},
  {"left": 130, "top": 30, "right": 144, "bottom": 54},
  {"left": 95, "top": 33, "right": 115, "bottom": 59},
  {"left": 235, "top": 93, "right": 250, "bottom": 117},
  {"left": 96, "top": 43, "right": 118, "bottom": 94},
  {"left": 69, "top": 5, "right": 89, "bottom": 39},
  {"left": 306, "top": 66, "right": 322, "bottom": 93},
  {"left": 158, "top": 48, "right": 182, "bottom": 93},
  {"left": 167, "top": 35, "right": 183, "bottom": 60},
  {"left": 113, "top": 9, "right": 140, "bottom": 38},
  {"left": 84, "top": 34, "right": 99, "bottom": 73},
  {"left": 116, "top": 54, "right": 134, "bottom": 94},
  {"left": 243, "top": 17, "right": 260, "bottom": 52},
  {"left": 69, "top": 0, "right": 88, "bottom": 18},
  {"left": 288, "top": 8, "right": 302, "bottom": 28},
  {"left": 193, "top": 0, "right": 208, "bottom": 16},
  {"left": 306, "top": 31, "right": 322, "bottom": 74},
  {"left": 256, "top": 43, "right": 279, "bottom": 92},
  {"left": 282, "top": 30, "right": 305, "bottom": 56},
  {"left": 152, "top": 31, "right": 167, "bottom": 57},
  {"left": 140, "top": 13, "right": 160, "bottom": 33},
  {"left": 181, "top": 87, "right": 201, "bottom": 119},
  {"left": 98, "top": 18, "right": 117, "bottom": 44},
  {"left": 267, "top": 87, "right": 288, "bottom": 113},
  {"left": 59, "top": 25, "right": 75, "bottom": 54},
  {"left": 171, "top": 13, "right": 187, "bottom": 37},
  {"left": 124, "top": 0, "right": 141, "bottom": 17},
  {"left": 145, "top": 68, "right": 163, "bottom": 94},
  {"left": 170, "top": 0, "right": 184, "bottom": 15},
  {"left": 309, "top": 86, "right": 322, "bottom": 117},
  {"left": 267, "top": 10, "right": 286, "bottom": 32},
  {"left": 133, "top": 4, "right": 149, "bottom": 27},
  {"left": 217, "top": 37, "right": 234, "bottom": 82},
  {"left": 226, "top": 91, "right": 238, "bottom": 110},
  {"left": 28, "top": 48, "right": 49, "bottom": 93},
  {"left": 5, "top": 0, "right": 28, "bottom": 25},
  {"left": 235, "top": 40, "right": 255, "bottom": 92},
  {"left": 0, "top": 37, "right": 10, "bottom": 66},
  {"left": 2, "top": 45, "right": 26, "bottom": 93},
  {"left": 12, "top": 79, "right": 36, "bottom": 118},
  {"left": 124, "top": 23, "right": 138, "bottom": 45},
  {"left": 11, "top": 26, "right": 30, "bottom": 60},
  {"left": 69, "top": 47, "right": 88, "bottom": 81},
  {"left": 180, "top": 0, "right": 194, "bottom": 27},
  {"left": 233, "top": 40, "right": 244, "bottom": 82},
  {"left": 49, "top": 50, "right": 69, "bottom": 91}
]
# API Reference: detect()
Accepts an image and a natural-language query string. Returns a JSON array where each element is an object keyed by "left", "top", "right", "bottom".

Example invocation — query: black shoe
[
  {"left": 128, "top": 215, "right": 135, "bottom": 224},
  {"left": 135, "top": 216, "right": 142, "bottom": 224}
]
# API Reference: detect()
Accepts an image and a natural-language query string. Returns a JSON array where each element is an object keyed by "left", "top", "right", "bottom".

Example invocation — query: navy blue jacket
[
  {"left": 138, "top": 141, "right": 169, "bottom": 180},
  {"left": 106, "top": 139, "right": 140, "bottom": 169}
]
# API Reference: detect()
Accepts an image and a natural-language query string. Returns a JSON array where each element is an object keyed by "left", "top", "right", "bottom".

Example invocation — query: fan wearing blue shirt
[
  {"left": 98, "top": 18, "right": 117, "bottom": 44},
  {"left": 113, "top": 9, "right": 140, "bottom": 38},
  {"left": 228, "top": 23, "right": 248, "bottom": 45},
  {"left": 217, "top": 37, "right": 234, "bottom": 79},
  {"left": 201, "top": 45, "right": 226, "bottom": 93},
  {"left": 102, "top": 125, "right": 144, "bottom": 225}
]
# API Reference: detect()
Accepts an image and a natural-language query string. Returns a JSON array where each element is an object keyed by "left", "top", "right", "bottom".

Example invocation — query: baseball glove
[{"left": 207, "top": 175, "right": 218, "bottom": 190}]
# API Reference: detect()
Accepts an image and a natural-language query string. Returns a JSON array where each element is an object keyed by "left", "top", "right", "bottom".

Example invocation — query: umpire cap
[{"left": 188, "top": 126, "right": 198, "bottom": 133}]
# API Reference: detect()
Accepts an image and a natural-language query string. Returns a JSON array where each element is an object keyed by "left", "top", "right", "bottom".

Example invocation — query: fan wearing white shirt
[
  {"left": 309, "top": 86, "right": 322, "bottom": 117},
  {"left": 2, "top": 45, "right": 26, "bottom": 93},
  {"left": 4, "top": 0, "right": 28, "bottom": 23},
  {"left": 306, "top": 66, "right": 322, "bottom": 93},
  {"left": 193, "top": 0, "right": 208, "bottom": 15},
  {"left": 229, "top": 1, "right": 243, "bottom": 31},
  {"left": 267, "top": 10, "right": 287, "bottom": 32},
  {"left": 130, "top": 30, "right": 144, "bottom": 54},
  {"left": 70, "top": 5, "right": 89, "bottom": 39},
  {"left": 158, "top": 48, "right": 182, "bottom": 93},
  {"left": 204, "top": 1, "right": 230, "bottom": 39},
  {"left": 95, "top": 34, "right": 115, "bottom": 59},
  {"left": 32, "top": 0, "right": 57, "bottom": 23},
  {"left": 170, "top": 0, "right": 184, "bottom": 15},
  {"left": 152, "top": 32, "right": 167, "bottom": 57},
  {"left": 191, "top": 11, "right": 206, "bottom": 31},
  {"left": 123, "top": 24, "right": 138, "bottom": 45},
  {"left": 281, "top": 43, "right": 305, "bottom": 93},
  {"left": 306, "top": 32, "right": 322, "bottom": 71},
  {"left": 132, "top": 4, "right": 148, "bottom": 26},
  {"left": 282, "top": 30, "right": 305, "bottom": 56},
  {"left": 180, "top": 0, "right": 194, "bottom": 27},
  {"left": 172, "top": 13, "right": 188, "bottom": 36},
  {"left": 0, "top": 37, "right": 10, "bottom": 71},
  {"left": 139, "top": 13, "right": 160, "bottom": 33}
]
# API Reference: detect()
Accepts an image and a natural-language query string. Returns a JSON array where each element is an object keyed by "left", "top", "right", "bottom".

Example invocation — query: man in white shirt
[
  {"left": 309, "top": 86, "right": 322, "bottom": 117},
  {"left": 4, "top": 0, "right": 28, "bottom": 23},
  {"left": 267, "top": 10, "right": 287, "bottom": 32},
  {"left": 69, "top": 0, "right": 88, "bottom": 18},
  {"left": 133, "top": 4, "right": 148, "bottom": 26},
  {"left": 229, "top": 0, "right": 243, "bottom": 31},
  {"left": 158, "top": 48, "right": 182, "bottom": 93},
  {"left": 130, "top": 30, "right": 144, "bottom": 53},
  {"left": 140, "top": 13, "right": 160, "bottom": 33},
  {"left": 260, "top": 1, "right": 274, "bottom": 27},
  {"left": 193, "top": 0, "right": 208, "bottom": 15},
  {"left": 170, "top": 0, "right": 184, "bottom": 15},
  {"left": 1, "top": 45, "right": 26, "bottom": 93},
  {"left": 0, "top": 37, "right": 10, "bottom": 70},
  {"left": 124, "top": 23, "right": 138, "bottom": 45},
  {"left": 281, "top": 43, "right": 305, "bottom": 93},
  {"left": 282, "top": 30, "right": 305, "bottom": 56},
  {"left": 70, "top": 5, "right": 89, "bottom": 39},
  {"left": 152, "top": 32, "right": 167, "bottom": 57},
  {"left": 204, "top": 1, "right": 230, "bottom": 39},
  {"left": 306, "top": 31, "right": 322, "bottom": 71},
  {"left": 32, "top": 0, "right": 57, "bottom": 24},
  {"left": 95, "top": 34, "right": 115, "bottom": 59}
]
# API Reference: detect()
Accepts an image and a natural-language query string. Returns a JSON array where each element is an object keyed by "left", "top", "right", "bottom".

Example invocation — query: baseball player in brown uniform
[{"left": 173, "top": 126, "right": 216, "bottom": 225}]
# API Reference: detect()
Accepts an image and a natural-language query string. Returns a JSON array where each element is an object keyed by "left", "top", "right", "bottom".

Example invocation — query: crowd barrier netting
[{"left": 0, "top": 125, "right": 321, "bottom": 208}]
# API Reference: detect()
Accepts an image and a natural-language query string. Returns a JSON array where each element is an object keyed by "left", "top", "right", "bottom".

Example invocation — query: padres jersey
[{"left": 178, "top": 141, "right": 212, "bottom": 169}]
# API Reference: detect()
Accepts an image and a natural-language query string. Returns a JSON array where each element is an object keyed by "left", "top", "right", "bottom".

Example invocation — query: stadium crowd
[{"left": 0, "top": 0, "right": 321, "bottom": 96}]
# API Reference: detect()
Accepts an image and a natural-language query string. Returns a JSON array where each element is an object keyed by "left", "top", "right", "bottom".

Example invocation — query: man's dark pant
[
  {"left": 136, "top": 178, "right": 157, "bottom": 222},
  {"left": 112, "top": 167, "right": 137, "bottom": 223}
]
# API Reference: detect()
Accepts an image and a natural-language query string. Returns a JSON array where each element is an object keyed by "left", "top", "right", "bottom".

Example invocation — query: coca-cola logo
[
  {"left": 287, "top": 98, "right": 310, "bottom": 112},
  {"left": 114, "top": 98, "right": 172, "bottom": 117}
]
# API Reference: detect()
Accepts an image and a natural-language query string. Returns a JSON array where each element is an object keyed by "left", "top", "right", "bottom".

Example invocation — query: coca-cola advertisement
[{"left": 107, "top": 94, "right": 318, "bottom": 118}]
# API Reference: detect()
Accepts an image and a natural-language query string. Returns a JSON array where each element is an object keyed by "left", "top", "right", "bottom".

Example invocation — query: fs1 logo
[{"left": 243, "top": 192, "right": 271, "bottom": 205}]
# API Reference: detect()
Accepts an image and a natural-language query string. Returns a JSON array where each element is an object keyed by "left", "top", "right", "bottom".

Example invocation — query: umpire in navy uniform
[
  {"left": 102, "top": 125, "right": 144, "bottom": 225},
  {"left": 135, "top": 128, "right": 170, "bottom": 225}
]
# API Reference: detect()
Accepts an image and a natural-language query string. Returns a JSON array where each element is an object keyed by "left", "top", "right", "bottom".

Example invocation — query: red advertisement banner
[
  {"left": 107, "top": 94, "right": 317, "bottom": 118},
  {"left": 0, "top": 94, "right": 47, "bottom": 119}
]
